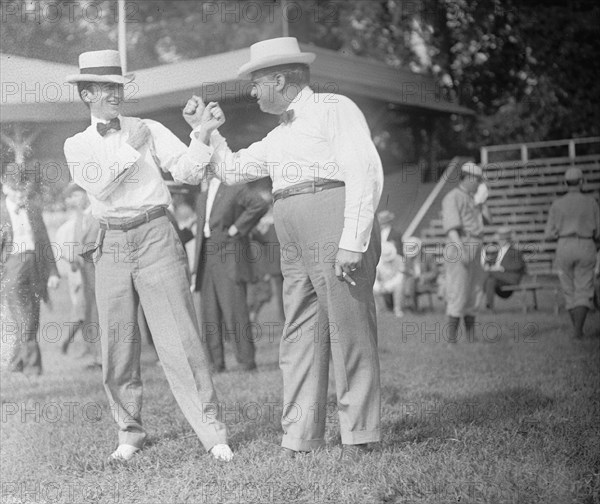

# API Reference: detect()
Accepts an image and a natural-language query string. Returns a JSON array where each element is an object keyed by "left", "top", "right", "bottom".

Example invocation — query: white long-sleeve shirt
[
  {"left": 208, "top": 87, "right": 384, "bottom": 253},
  {"left": 64, "top": 115, "right": 213, "bottom": 219}
]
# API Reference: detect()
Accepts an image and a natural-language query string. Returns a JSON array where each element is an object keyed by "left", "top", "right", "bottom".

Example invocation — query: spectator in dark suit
[
  {"left": 1, "top": 174, "right": 60, "bottom": 375},
  {"left": 482, "top": 226, "right": 526, "bottom": 310},
  {"left": 193, "top": 174, "right": 269, "bottom": 372}
]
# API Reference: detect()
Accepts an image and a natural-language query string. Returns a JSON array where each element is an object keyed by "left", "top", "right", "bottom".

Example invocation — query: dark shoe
[
  {"left": 464, "top": 315, "right": 477, "bottom": 342},
  {"left": 339, "top": 444, "right": 370, "bottom": 462},
  {"left": 571, "top": 306, "right": 589, "bottom": 339},
  {"left": 281, "top": 447, "right": 297, "bottom": 458}
]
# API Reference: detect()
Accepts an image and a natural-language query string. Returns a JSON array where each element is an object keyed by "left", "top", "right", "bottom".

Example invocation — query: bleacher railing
[{"left": 480, "top": 137, "right": 600, "bottom": 165}]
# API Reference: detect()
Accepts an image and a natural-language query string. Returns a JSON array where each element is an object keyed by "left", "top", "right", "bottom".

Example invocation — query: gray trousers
[
  {"left": 273, "top": 187, "right": 381, "bottom": 451},
  {"left": 199, "top": 240, "right": 256, "bottom": 371},
  {"left": 444, "top": 239, "right": 484, "bottom": 318},
  {"left": 556, "top": 237, "right": 596, "bottom": 310},
  {"left": 95, "top": 216, "right": 227, "bottom": 450},
  {"left": 1, "top": 252, "right": 42, "bottom": 374}
]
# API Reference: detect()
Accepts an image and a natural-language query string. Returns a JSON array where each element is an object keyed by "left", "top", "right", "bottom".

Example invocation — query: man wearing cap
[
  {"left": 441, "top": 162, "right": 490, "bottom": 342},
  {"left": 63, "top": 50, "right": 232, "bottom": 461},
  {"left": 545, "top": 167, "right": 600, "bottom": 338},
  {"left": 1, "top": 173, "right": 60, "bottom": 375},
  {"left": 481, "top": 226, "right": 527, "bottom": 310},
  {"left": 184, "top": 37, "right": 383, "bottom": 460}
]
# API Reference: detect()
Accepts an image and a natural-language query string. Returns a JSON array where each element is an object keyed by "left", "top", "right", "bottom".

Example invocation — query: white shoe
[
  {"left": 210, "top": 444, "right": 233, "bottom": 462},
  {"left": 110, "top": 444, "right": 140, "bottom": 461}
]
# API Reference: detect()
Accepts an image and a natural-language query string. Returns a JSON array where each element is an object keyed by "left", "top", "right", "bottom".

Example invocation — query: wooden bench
[{"left": 499, "top": 273, "right": 561, "bottom": 314}]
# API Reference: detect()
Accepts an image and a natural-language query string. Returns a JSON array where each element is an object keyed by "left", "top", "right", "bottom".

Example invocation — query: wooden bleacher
[{"left": 412, "top": 138, "right": 600, "bottom": 311}]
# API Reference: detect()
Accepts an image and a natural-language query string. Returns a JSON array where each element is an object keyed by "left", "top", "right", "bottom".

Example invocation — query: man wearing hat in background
[
  {"left": 481, "top": 226, "right": 527, "bottom": 310},
  {"left": 441, "top": 162, "right": 490, "bottom": 342},
  {"left": 1, "top": 173, "right": 60, "bottom": 375},
  {"left": 545, "top": 167, "right": 600, "bottom": 338},
  {"left": 377, "top": 210, "right": 403, "bottom": 253},
  {"left": 63, "top": 50, "right": 232, "bottom": 461},
  {"left": 184, "top": 37, "right": 384, "bottom": 461},
  {"left": 55, "top": 183, "right": 100, "bottom": 367}
]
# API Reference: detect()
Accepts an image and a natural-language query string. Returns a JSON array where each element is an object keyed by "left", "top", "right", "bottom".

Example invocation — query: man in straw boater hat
[
  {"left": 545, "top": 167, "right": 600, "bottom": 339},
  {"left": 64, "top": 50, "right": 232, "bottom": 462},
  {"left": 441, "top": 162, "right": 490, "bottom": 343},
  {"left": 183, "top": 37, "right": 384, "bottom": 461}
]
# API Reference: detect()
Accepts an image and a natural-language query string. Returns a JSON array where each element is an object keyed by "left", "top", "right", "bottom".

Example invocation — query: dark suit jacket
[
  {"left": 496, "top": 244, "right": 527, "bottom": 285},
  {"left": 194, "top": 183, "right": 269, "bottom": 290},
  {"left": 1, "top": 195, "right": 59, "bottom": 302}
]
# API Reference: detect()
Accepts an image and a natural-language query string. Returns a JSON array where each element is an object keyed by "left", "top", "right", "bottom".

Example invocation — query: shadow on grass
[{"left": 382, "top": 386, "right": 554, "bottom": 446}]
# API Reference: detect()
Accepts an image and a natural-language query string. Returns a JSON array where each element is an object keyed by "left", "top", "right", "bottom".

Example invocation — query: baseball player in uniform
[
  {"left": 545, "top": 167, "right": 600, "bottom": 338},
  {"left": 441, "top": 162, "right": 490, "bottom": 342}
]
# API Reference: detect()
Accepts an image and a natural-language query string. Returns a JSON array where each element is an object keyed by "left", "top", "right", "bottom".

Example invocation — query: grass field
[{"left": 1, "top": 276, "right": 599, "bottom": 504}]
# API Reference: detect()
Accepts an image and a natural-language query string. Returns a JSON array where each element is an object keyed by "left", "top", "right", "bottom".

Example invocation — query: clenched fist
[
  {"left": 126, "top": 119, "right": 151, "bottom": 151},
  {"left": 183, "top": 95, "right": 205, "bottom": 128}
]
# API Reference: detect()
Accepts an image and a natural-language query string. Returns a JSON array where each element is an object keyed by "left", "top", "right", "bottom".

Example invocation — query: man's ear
[
  {"left": 81, "top": 83, "right": 101, "bottom": 104},
  {"left": 274, "top": 73, "right": 286, "bottom": 92},
  {"left": 81, "top": 88, "right": 93, "bottom": 104}
]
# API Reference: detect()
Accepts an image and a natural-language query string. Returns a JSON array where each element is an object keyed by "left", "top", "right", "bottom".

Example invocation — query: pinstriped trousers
[
  {"left": 95, "top": 216, "right": 227, "bottom": 451},
  {"left": 274, "top": 187, "right": 381, "bottom": 451}
]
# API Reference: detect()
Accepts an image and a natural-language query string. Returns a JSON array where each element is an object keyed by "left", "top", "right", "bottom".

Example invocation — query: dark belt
[
  {"left": 273, "top": 179, "right": 345, "bottom": 203},
  {"left": 99, "top": 206, "right": 167, "bottom": 231}
]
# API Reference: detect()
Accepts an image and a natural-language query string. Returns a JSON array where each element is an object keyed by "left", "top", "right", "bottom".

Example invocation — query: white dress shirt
[
  {"left": 64, "top": 115, "right": 213, "bottom": 219},
  {"left": 5, "top": 198, "right": 35, "bottom": 252},
  {"left": 208, "top": 87, "right": 384, "bottom": 253},
  {"left": 481, "top": 242, "right": 510, "bottom": 269},
  {"left": 203, "top": 177, "right": 221, "bottom": 238}
]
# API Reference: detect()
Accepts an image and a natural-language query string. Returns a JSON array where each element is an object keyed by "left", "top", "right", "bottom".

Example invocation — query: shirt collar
[{"left": 286, "top": 86, "right": 314, "bottom": 115}]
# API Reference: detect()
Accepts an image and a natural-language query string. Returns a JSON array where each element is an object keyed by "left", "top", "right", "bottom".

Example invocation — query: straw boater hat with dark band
[
  {"left": 238, "top": 37, "right": 316, "bottom": 78},
  {"left": 66, "top": 50, "right": 134, "bottom": 85}
]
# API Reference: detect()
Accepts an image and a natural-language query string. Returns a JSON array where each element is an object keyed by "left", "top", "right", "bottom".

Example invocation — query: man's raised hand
[
  {"left": 183, "top": 95, "right": 205, "bottom": 129},
  {"left": 202, "top": 102, "right": 226, "bottom": 132},
  {"left": 126, "top": 119, "right": 151, "bottom": 151}
]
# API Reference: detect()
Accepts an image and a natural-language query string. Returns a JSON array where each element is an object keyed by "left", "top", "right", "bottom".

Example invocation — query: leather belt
[
  {"left": 99, "top": 206, "right": 167, "bottom": 231},
  {"left": 273, "top": 179, "right": 345, "bottom": 203}
]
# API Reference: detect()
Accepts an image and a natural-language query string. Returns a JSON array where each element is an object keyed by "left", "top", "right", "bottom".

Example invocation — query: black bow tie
[
  {"left": 97, "top": 117, "right": 121, "bottom": 137},
  {"left": 279, "top": 109, "right": 295, "bottom": 125}
]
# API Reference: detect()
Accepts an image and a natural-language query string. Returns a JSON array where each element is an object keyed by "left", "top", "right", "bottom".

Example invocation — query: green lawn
[{"left": 1, "top": 280, "right": 599, "bottom": 504}]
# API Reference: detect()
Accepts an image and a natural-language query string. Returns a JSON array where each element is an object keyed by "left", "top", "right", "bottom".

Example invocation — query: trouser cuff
[
  {"left": 281, "top": 434, "right": 325, "bottom": 452},
  {"left": 340, "top": 429, "right": 381, "bottom": 445}
]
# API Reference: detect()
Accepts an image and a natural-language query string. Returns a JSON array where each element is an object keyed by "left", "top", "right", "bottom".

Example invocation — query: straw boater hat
[
  {"left": 238, "top": 37, "right": 316, "bottom": 78},
  {"left": 66, "top": 50, "right": 134, "bottom": 84}
]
